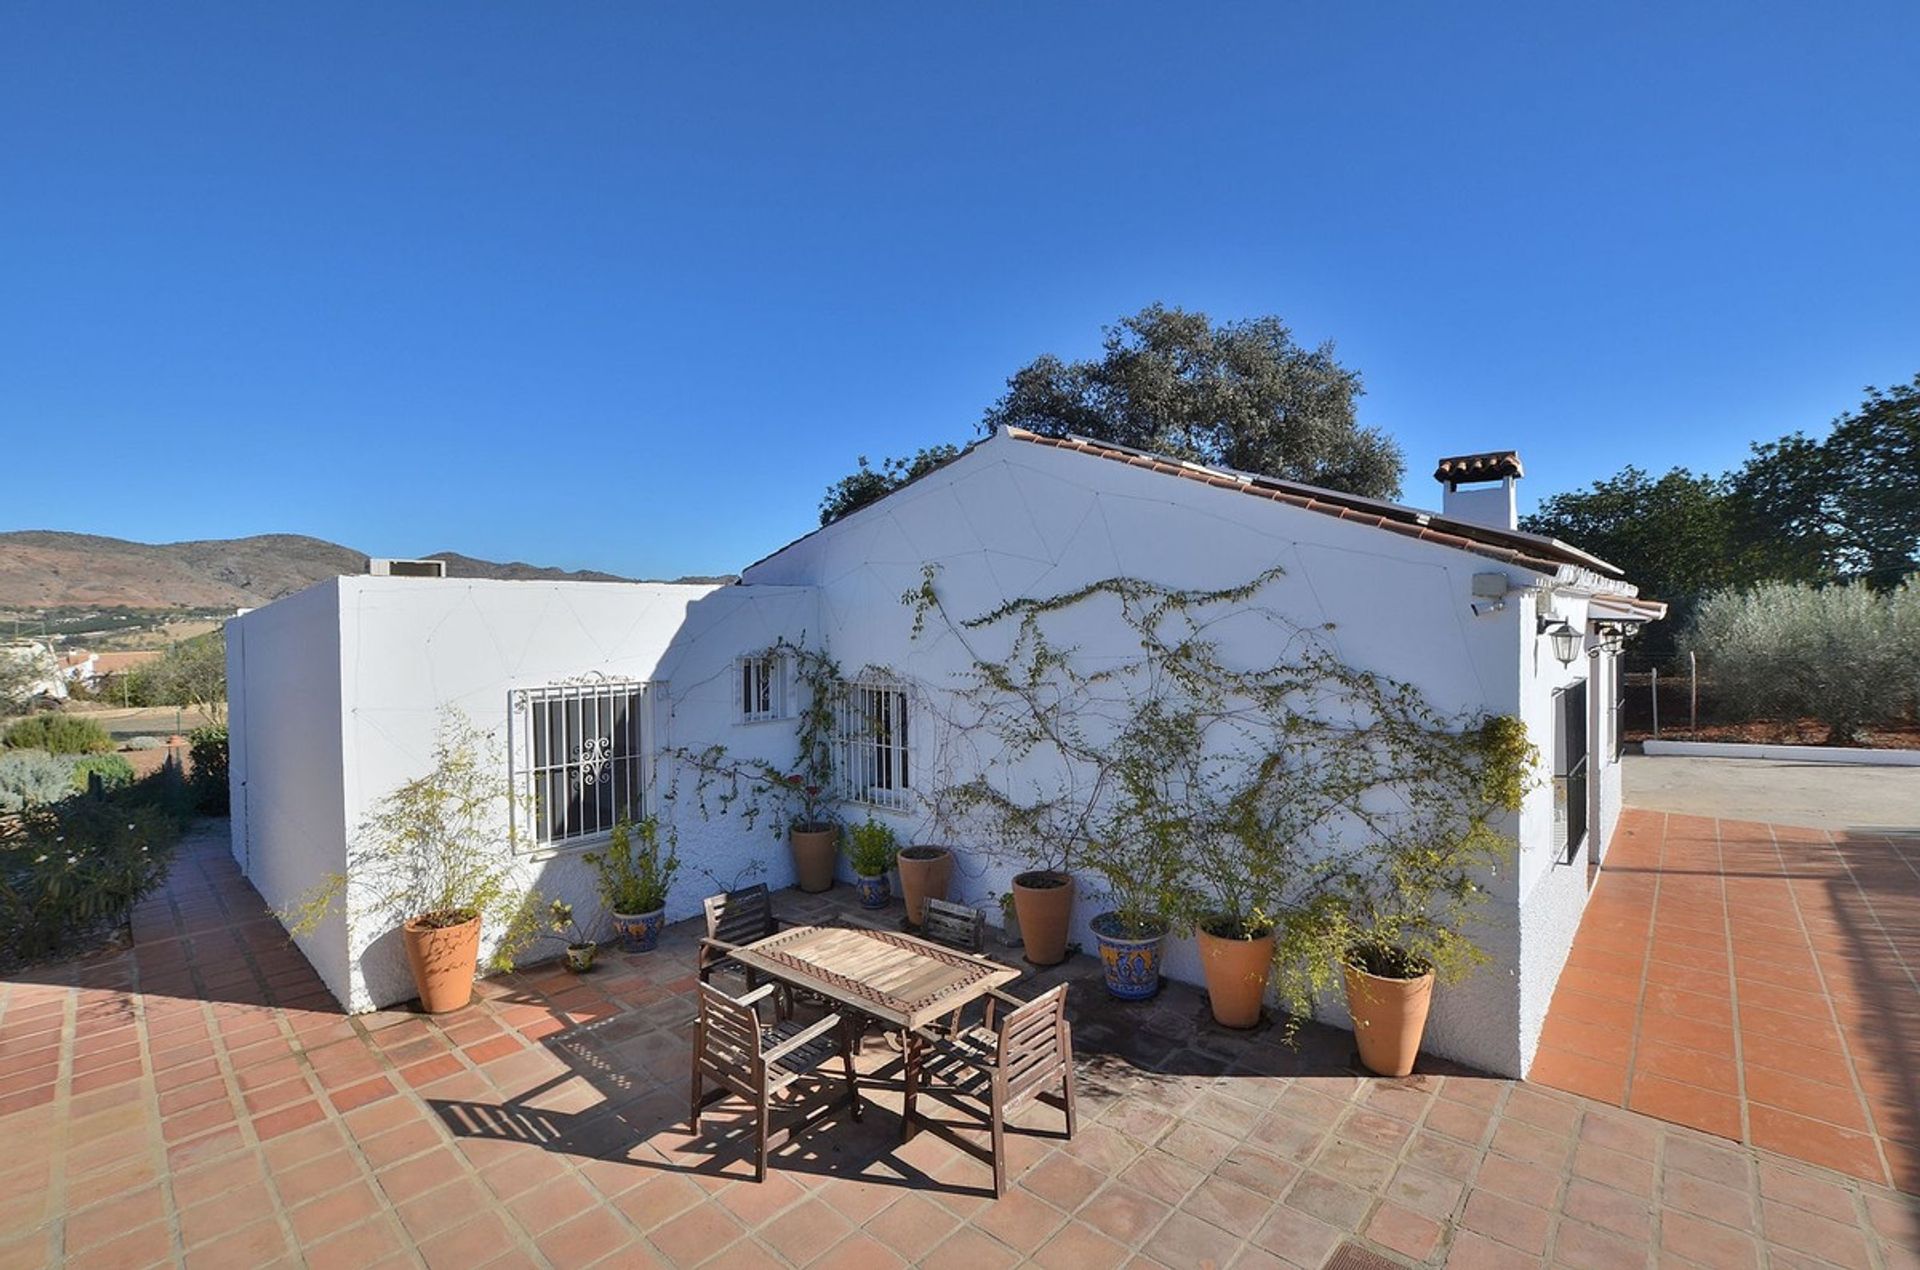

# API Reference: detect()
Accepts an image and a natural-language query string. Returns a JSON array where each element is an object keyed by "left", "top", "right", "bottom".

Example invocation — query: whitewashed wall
[
  {"left": 233, "top": 575, "right": 818, "bottom": 1013},
  {"left": 745, "top": 431, "right": 1563, "bottom": 1076},
  {"left": 226, "top": 583, "right": 351, "bottom": 1006}
]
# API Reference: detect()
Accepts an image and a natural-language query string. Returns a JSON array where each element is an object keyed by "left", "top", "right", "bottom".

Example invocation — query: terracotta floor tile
[
  {"left": 1626, "top": 1073, "right": 1743, "bottom": 1140},
  {"left": 1742, "top": 1063, "right": 1871, "bottom": 1132},
  {"left": 1747, "top": 1106, "right": 1889, "bottom": 1186},
  {"left": 1526, "top": 1048, "right": 1627, "bottom": 1106}
]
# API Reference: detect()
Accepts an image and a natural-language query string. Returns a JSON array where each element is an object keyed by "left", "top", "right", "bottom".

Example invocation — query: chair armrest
[
  {"left": 698, "top": 936, "right": 743, "bottom": 966},
  {"left": 735, "top": 983, "right": 776, "bottom": 1009},
  {"left": 762, "top": 1013, "right": 843, "bottom": 1065}
]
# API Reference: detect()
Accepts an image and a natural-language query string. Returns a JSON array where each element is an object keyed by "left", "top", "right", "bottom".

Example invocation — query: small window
[
  {"left": 834, "top": 679, "right": 911, "bottom": 811},
  {"left": 509, "top": 679, "right": 647, "bottom": 849},
  {"left": 1553, "top": 683, "right": 1589, "bottom": 863},
  {"left": 737, "top": 654, "right": 786, "bottom": 723}
]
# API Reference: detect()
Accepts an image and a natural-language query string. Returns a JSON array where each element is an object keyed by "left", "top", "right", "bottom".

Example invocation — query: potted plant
[
  {"left": 1272, "top": 715, "right": 1537, "bottom": 1074},
  {"left": 283, "top": 710, "right": 545, "bottom": 1014},
  {"left": 1083, "top": 830, "right": 1183, "bottom": 1001},
  {"left": 1012, "top": 867, "right": 1074, "bottom": 966},
  {"left": 896, "top": 843, "right": 954, "bottom": 927},
  {"left": 782, "top": 775, "right": 839, "bottom": 893},
  {"left": 1191, "top": 764, "right": 1290, "bottom": 1029},
  {"left": 546, "top": 900, "right": 597, "bottom": 972},
  {"left": 586, "top": 815, "right": 679, "bottom": 952},
  {"left": 844, "top": 816, "right": 897, "bottom": 909}
]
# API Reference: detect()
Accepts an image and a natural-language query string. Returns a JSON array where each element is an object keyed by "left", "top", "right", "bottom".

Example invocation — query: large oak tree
[{"left": 819, "top": 305, "right": 1404, "bottom": 525}]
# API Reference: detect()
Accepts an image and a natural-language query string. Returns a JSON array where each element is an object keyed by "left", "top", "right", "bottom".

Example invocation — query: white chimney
[{"left": 1434, "top": 451, "right": 1522, "bottom": 531}]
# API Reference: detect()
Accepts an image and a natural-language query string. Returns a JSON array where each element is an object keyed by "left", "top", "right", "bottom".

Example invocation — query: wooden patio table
[{"left": 721, "top": 921, "right": 1021, "bottom": 1141}]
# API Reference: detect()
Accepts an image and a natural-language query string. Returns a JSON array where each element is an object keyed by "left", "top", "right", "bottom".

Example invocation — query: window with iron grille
[
  {"left": 737, "top": 653, "right": 786, "bottom": 723},
  {"left": 1554, "top": 683, "right": 1589, "bottom": 862},
  {"left": 509, "top": 680, "right": 647, "bottom": 849},
  {"left": 834, "top": 679, "right": 911, "bottom": 811}
]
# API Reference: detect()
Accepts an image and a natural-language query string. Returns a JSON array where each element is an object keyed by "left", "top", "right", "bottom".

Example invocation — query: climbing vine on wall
[
  {"left": 904, "top": 562, "right": 1538, "bottom": 1034},
  {"left": 664, "top": 639, "right": 850, "bottom": 835}
]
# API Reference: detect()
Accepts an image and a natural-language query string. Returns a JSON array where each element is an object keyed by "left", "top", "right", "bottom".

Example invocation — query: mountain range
[{"left": 0, "top": 531, "right": 729, "bottom": 610}]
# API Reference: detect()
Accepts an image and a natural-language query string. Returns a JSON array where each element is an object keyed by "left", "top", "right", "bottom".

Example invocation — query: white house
[{"left": 226, "top": 427, "right": 1661, "bottom": 1077}]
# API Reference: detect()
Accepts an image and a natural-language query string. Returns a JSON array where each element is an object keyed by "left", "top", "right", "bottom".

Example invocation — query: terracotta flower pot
[
  {"left": 895, "top": 845, "right": 953, "bottom": 927},
  {"left": 1012, "top": 871, "right": 1074, "bottom": 967},
  {"left": 1092, "top": 913, "right": 1166, "bottom": 1001},
  {"left": 1342, "top": 962, "right": 1435, "bottom": 1077},
  {"left": 402, "top": 912, "right": 481, "bottom": 1014},
  {"left": 789, "top": 825, "right": 839, "bottom": 893},
  {"left": 1198, "top": 925, "right": 1275, "bottom": 1029}
]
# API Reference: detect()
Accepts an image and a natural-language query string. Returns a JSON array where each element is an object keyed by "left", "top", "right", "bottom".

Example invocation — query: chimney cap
[{"left": 1434, "top": 451, "right": 1523, "bottom": 484}]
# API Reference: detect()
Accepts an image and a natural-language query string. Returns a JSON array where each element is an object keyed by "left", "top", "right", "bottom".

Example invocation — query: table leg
[{"left": 900, "top": 1029, "right": 920, "bottom": 1142}]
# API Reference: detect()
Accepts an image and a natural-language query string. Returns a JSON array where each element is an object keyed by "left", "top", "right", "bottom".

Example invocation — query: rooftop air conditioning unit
[{"left": 368, "top": 558, "right": 447, "bottom": 578}]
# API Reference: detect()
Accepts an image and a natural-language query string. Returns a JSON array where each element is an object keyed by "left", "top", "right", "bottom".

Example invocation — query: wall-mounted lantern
[{"left": 1538, "top": 616, "right": 1580, "bottom": 666}]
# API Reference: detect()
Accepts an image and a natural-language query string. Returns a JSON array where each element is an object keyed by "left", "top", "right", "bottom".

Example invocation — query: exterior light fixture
[{"left": 1538, "top": 616, "right": 1580, "bottom": 666}]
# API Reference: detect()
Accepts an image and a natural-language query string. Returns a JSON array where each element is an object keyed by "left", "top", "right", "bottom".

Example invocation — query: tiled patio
[
  {"left": 1532, "top": 809, "right": 1920, "bottom": 1194},
  {"left": 3, "top": 822, "right": 1919, "bottom": 1270}
]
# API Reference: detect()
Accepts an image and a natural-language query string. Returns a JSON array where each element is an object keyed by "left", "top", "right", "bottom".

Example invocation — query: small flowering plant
[
  {"left": 546, "top": 899, "right": 598, "bottom": 973},
  {"left": 780, "top": 773, "right": 833, "bottom": 833}
]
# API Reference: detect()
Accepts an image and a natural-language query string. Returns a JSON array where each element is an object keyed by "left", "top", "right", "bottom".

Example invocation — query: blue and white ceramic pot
[
  {"left": 1092, "top": 912, "right": 1167, "bottom": 1001},
  {"left": 854, "top": 872, "right": 890, "bottom": 909},
  {"left": 613, "top": 906, "right": 666, "bottom": 953}
]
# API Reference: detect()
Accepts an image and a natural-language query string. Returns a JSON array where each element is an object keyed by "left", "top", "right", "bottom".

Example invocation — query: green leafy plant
[
  {"left": 4, "top": 714, "right": 113, "bottom": 755},
  {"left": 70, "top": 753, "right": 135, "bottom": 794},
  {"left": 0, "top": 769, "right": 190, "bottom": 963},
  {"left": 188, "top": 725, "right": 229, "bottom": 813},
  {"left": 281, "top": 710, "right": 544, "bottom": 973},
  {"left": 585, "top": 815, "right": 679, "bottom": 914},
  {"left": 844, "top": 816, "right": 897, "bottom": 877},
  {"left": 546, "top": 899, "right": 595, "bottom": 949}
]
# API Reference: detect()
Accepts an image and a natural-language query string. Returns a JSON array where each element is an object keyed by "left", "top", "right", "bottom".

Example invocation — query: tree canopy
[
  {"left": 818, "top": 305, "right": 1403, "bottom": 525},
  {"left": 1522, "top": 376, "right": 1919, "bottom": 659}
]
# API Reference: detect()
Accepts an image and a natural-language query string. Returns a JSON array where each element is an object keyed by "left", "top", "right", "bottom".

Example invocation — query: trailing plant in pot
[
  {"left": 546, "top": 900, "right": 597, "bottom": 972},
  {"left": 586, "top": 815, "right": 679, "bottom": 953},
  {"left": 283, "top": 710, "right": 545, "bottom": 1014},
  {"left": 844, "top": 816, "right": 898, "bottom": 909},
  {"left": 1272, "top": 714, "right": 1537, "bottom": 1075},
  {"left": 664, "top": 642, "right": 852, "bottom": 891}
]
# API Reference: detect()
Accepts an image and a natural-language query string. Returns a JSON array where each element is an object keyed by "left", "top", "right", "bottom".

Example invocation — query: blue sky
[{"left": 3, "top": 4, "right": 1916, "bottom": 579}]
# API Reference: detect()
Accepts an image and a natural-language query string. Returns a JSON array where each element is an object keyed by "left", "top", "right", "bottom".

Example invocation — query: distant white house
[
  {"left": 227, "top": 428, "right": 1661, "bottom": 1077},
  {"left": 3, "top": 640, "right": 66, "bottom": 702}
]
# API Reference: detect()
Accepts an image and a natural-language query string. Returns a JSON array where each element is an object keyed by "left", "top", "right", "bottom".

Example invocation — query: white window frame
[
  {"left": 833, "top": 676, "right": 912, "bottom": 812},
  {"left": 735, "top": 652, "right": 788, "bottom": 724},
  {"left": 507, "top": 677, "right": 652, "bottom": 854}
]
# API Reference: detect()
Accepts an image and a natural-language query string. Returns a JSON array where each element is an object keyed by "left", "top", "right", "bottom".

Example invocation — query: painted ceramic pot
[
  {"left": 854, "top": 872, "right": 890, "bottom": 909},
  {"left": 1091, "top": 912, "right": 1167, "bottom": 1001},
  {"left": 613, "top": 907, "right": 666, "bottom": 953},
  {"left": 563, "top": 943, "right": 597, "bottom": 973}
]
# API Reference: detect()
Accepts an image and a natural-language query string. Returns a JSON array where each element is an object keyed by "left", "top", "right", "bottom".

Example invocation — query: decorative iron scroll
[{"left": 746, "top": 925, "right": 991, "bottom": 1015}]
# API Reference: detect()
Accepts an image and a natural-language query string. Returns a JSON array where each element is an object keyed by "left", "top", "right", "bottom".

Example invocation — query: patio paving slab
[
  {"left": 1532, "top": 807, "right": 1920, "bottom": 1196},
  {"left": 1, "top": 819, "right": 1917, "bottom": 1269}
]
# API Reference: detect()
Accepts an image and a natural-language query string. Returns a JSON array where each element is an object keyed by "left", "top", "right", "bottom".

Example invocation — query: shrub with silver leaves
[{"left": 0, "top": 750, "right": 76, "bottom": 813}]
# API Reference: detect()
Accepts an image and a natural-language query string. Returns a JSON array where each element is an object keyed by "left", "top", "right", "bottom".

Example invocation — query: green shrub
[
  {"left": 585, "top": 815, "right": 679, "bottom": 914},
  {"left": 1684, "top": 580, "right": 1906, "bottom": 744},
  {"left": 0, "top": 770, "right": 186, "bottom": 962},
  {"left": 70, "top": 754, "right": 135, "bottom": 794},
  {"left": 188, "top": 725, "right": 229, "bottom": 814},
  {"left": 843, "top": 816, "right": 898, "bottom": 877},
  {"left": 3, "top": 714, "right": 114, "bottom": 755},
  {"left": 0, "top": 751, "right": 76, "bottom": 814}
]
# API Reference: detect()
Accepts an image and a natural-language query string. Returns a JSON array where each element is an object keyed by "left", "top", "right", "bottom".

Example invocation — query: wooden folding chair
[
  {"left": 911, "top": 982, "right": 1076, "bottom": 1195},
  {"left": 688, "top": 982, "right": 863, "bottom": 1182},
  {"left": 698, "top": 884, "right": 792, "bottom": 1016}
]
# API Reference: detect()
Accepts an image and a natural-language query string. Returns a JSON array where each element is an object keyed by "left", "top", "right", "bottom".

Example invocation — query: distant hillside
[{"left": 0, "top": 531, "right": 730, "bottom": 609}]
